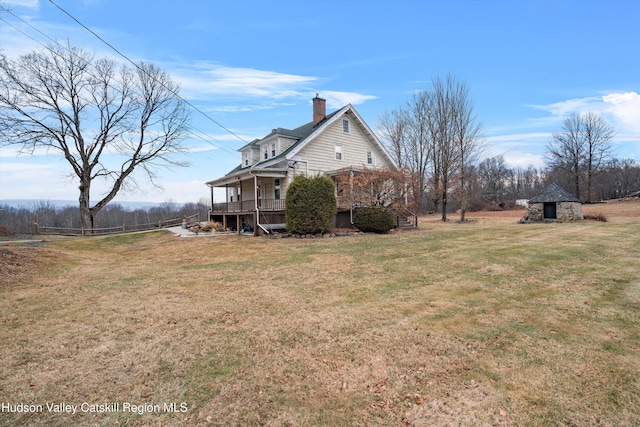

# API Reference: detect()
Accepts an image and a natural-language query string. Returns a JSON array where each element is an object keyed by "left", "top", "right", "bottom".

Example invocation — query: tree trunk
[
  {"left": 459, "top": 173, "right": 466, "bottom": 222},
  {"left": 441, "top": 189, "right": 448, "bottom": 221},
  {"left": 78, "top": 179, "right": 94, "bottom": 235},
  {"left": 586, "top": 154, "right": 593, "bottom": 203}
]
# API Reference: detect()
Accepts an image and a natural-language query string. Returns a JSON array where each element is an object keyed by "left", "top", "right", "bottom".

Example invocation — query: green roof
[{"left": 227, "top": 109, "right": 342, "bottom": 176}]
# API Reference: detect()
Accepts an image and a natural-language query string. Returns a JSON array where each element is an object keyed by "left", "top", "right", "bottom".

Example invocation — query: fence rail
[{"left": 37, "top": 213, "right": 200, "bottom": 236}]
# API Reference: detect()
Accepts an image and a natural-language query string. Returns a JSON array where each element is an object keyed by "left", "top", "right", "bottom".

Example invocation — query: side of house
[{"left": 205, "top": 95, "right": 397, "bottom": 235}]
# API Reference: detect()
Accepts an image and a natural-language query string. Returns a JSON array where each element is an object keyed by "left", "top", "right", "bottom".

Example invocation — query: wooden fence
[{"left": 36, "top": 213, "right": 200, "bottom": 236}]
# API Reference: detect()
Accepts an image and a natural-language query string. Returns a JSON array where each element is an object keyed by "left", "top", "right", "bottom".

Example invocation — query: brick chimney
[{"left": 312, "top": 94, "right": 326, "bottom": 126}]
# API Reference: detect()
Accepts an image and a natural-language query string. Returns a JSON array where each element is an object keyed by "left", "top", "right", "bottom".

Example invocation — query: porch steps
[{"left": 396, "top": 215, "right": 419, "bottom": 231}]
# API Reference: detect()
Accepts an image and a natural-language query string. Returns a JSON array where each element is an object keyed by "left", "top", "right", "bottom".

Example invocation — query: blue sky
[{"left": 1, "top": 0, "right": 638, "bottom": 204}]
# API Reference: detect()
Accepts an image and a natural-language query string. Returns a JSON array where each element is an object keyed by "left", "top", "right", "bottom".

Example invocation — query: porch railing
[{"left": 210, "top": 199, "right": 285, "bottom": 213}]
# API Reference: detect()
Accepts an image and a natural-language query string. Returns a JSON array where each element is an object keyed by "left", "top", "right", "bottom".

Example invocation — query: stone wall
[
  {"left": 557, "top": 201, "right": 582, "bottom": 221},
  {"left": 519, "top": 202, "right": 582, "bottom": 223}
]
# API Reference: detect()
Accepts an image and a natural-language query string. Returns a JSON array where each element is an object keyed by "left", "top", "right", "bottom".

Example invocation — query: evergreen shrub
[
  {"left": 353, "top": 206, "right": 395, "bottom": 233},
  {"left": 285, "top": 175, "right": 337, "bottom": 234}
]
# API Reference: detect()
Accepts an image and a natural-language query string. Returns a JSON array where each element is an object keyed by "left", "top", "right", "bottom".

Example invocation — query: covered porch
[{"left": 205, "top": 168, "right": 288, "bottom": 235}]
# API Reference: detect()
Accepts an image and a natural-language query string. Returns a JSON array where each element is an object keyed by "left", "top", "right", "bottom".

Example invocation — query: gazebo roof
[{"left": 529, "top": 183, "right": 581, "bottom": 203}]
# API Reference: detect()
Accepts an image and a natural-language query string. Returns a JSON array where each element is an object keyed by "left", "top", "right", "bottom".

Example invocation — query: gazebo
[{"left": 519, "top": 183, "right": 583, "bottom": 223}]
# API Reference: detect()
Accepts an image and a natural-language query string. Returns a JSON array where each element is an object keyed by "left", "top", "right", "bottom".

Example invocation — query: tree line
[
  {"left": 0, "top": 201, "right": 210, "bottom": 236},
  {"left": 378, "top": 78, "right": 639, "bottom": 215},
  {"left": 2, "top": 43, "right": 638, "bottom": 230}
]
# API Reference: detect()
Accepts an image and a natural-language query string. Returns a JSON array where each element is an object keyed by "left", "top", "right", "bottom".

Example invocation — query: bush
[
  {"left": 353, "top": 206, "right": 395, "bottom": 233},
  {"left": 583, "top": 213, "right": 608, "bottom": 222},
  {"left": 0, "top": 226, "right": 16, "bottom": 236},
  {"left": 200, "top": 221, "right": 225, "bottom": 232},
  {"left": 285, "top": 175, "right": 337, "bottom": 235}
]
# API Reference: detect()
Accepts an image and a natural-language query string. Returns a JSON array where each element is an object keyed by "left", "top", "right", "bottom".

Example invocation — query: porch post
[{"left": 254, "top": 174, "right": 260, "bottom": 236}]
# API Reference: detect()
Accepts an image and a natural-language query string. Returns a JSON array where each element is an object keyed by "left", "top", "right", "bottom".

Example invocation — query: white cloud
[
  {"left": 531, "top": 96, "right": 603, "bottom": 117},
  {"left": 321, "top": 90, "right": 377, "bottom": 109},
  {"left": 112, "top": 179, "right": 209, "bottom": 204},
  {"left": 175, "top": 63, "right": 317, "bottom": 100},
  {"left": 171, "top": 63, "right": 377, "bottom": 112},
  {"left": 525, "top": 91, "right": 640, "bottom": 160},
  {"left": 485, "top": 133, "right": 549, "bottom": 169},
  {"left": 601, "top": 92, "right": 640, "bottom": 134},
  {"left": 2, "top": 0, "right": 39, "bottom": 10},
  {"left": 530, "top": 91, "right": 640, "bottom": 136},
  {"left": 0, "top": 161, "right": 56, "bottom": 173}
]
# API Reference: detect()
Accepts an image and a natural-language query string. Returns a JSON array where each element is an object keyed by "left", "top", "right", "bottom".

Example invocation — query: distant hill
[{"left": 0, "top": 199, "right": 163, "bottom": 210}]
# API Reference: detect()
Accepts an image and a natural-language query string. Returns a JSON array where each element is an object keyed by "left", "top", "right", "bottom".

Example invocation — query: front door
[{"left": 543, "top": 202, "right": 557, "bottom": 219}]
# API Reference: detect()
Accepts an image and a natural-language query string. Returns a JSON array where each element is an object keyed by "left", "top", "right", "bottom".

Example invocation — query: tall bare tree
[
  {"left": 546, "top": 111, "right": 614, "bottom": 202},
  {"left": 450, "top": 79, "right": 484, "bottom": 221},
  {"left": 0, "top": 43, "right": 190, "bottom": 233},
  {"left": 378, "top": 95, "right": 433, "bottom": 213},
  {"left": 426, "top": 74, "right": 483, "bottom": 221},
  {"left": 581, "top": 111, "right": 614, "bottom": 202}
]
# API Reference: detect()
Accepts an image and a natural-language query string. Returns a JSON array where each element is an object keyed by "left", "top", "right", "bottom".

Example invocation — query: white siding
[{"left": 296, "top": 113, "right": 394, "bottom": 174}]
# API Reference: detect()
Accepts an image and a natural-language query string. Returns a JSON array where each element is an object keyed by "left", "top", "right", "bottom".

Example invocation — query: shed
[{"left": 519, "top": 183, "right": 583, "bottom": 223}]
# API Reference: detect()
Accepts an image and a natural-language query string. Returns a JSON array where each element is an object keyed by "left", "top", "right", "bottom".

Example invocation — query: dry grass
[{"left": 1, "top": 200, "right": 639, "bottom": 426}]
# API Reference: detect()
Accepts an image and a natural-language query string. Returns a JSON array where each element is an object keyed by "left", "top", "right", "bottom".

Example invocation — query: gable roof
[
  {"left": 211, "top": 104, "right": 395, "bottom": 183},
  {"left": 529, "top": 183, "right": 581, "bottom": 203}
]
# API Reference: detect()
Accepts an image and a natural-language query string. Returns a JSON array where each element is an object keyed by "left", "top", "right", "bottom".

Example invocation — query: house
[
  {"left": 205, "top": 95, "right": 398, "bottom": 235},
  {"left": 519, "top": 183, "right": 583, "bottom": 223}
]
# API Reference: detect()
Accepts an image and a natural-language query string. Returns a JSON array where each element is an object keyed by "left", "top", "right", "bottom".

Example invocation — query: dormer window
[
  {"left": 342, "top": 118, "right": 350, "bottom": 133},
  {"left": 263, "top": 146, "right": 268, "bottom": 160},
  {"left": 271, "top": 142, "right": 276, "bottom": 157},
  {"left": 244, "top": 152, "right": 249, "bottom": 166}
]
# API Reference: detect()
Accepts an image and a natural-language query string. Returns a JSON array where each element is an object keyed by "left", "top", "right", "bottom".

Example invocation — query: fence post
[{"left": 33, "top": 214, "right": 39, "bottom": 235}]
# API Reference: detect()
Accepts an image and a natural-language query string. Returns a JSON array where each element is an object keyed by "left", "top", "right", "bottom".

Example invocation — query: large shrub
[
  {"left": 353, "top": 206, "right": 395, "bottom": 233},
  {"left": 285, "top": 175, "right": 337, "bottom": 234}
]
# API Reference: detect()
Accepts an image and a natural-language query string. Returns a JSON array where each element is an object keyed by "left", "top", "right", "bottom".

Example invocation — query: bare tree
[
  {"left": 546, "top": 111, "right": 614, "bottom": 202},
  {"left": 546, "top": 114, "right": 583, "bottom": 199},
  {"left": 450, "top": 79, "right": 484, "bottom": 221},
  {"left": 479, "top": 155, "right": 511, "bottom": 202},
  {"left": 378, "top": 96, "right": 433, "bottom": 213},
  {"left": 0, "top": 43, "right": 189, "bottom": 233},
  {"left": 425, "top": 74, "right": 483, "bottom": 221},
  {"left": 334, "top": 166, "right": 408, "bottom": 210},
  {"left": 581, "top": 111, "right": 614, "bottom": 203},
  {"left": 378, "top": 108, "right": 409, "bottom": 169}
]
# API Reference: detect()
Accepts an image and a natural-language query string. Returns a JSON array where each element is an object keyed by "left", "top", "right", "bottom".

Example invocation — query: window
[
  {"left": 342, "top": 118, "right": 350, "bottom": 133},
  {"left": 274, "top": 178, "right": 281, "bottom": 199},
  {"left": 271, "top": 143, "right": 276, "bottom": 157},
  {"left": 244, "top": 153, "right": 249, "bottom": 166},
  {"left": 367, "top": 150, "right": 373, "bottom": 165},
  {"left": 335, "top": 144, "right": 343, "bottom": 160},
  {"left": 263, "top": 146, "right": 268, "bottom": 160}
]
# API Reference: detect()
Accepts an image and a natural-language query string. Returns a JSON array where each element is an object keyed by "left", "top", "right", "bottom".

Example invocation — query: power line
[
  {"left": 1, "top": 5, "right": 242, "bottom": 158},
  {"left": 47, "top": 0, "right": 249, "bottom": 146}
]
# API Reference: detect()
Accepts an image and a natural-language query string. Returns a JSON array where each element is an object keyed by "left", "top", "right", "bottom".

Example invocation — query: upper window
[
  {"left": 244, "top": 152, "right": 249, "bottom": 166},
  {"left": 335, "top": 144, "right": 343, "bottom": 160},
  {"left": 342, "top": 119, "right": 350, "bottom": 133},
  {"left": 263, "top": 146, "right": 268, "bottom": 160},
  {"left": 367, "top": 150, "right": 373, "bottom": 165},
  {"left": 271, "top": 142, "right": 276, "bottom": 157}
]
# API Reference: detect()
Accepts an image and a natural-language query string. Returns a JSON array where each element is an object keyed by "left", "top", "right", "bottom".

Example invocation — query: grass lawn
[{"left": 1, "top": 200, "right": 639, "bottom": 426}]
